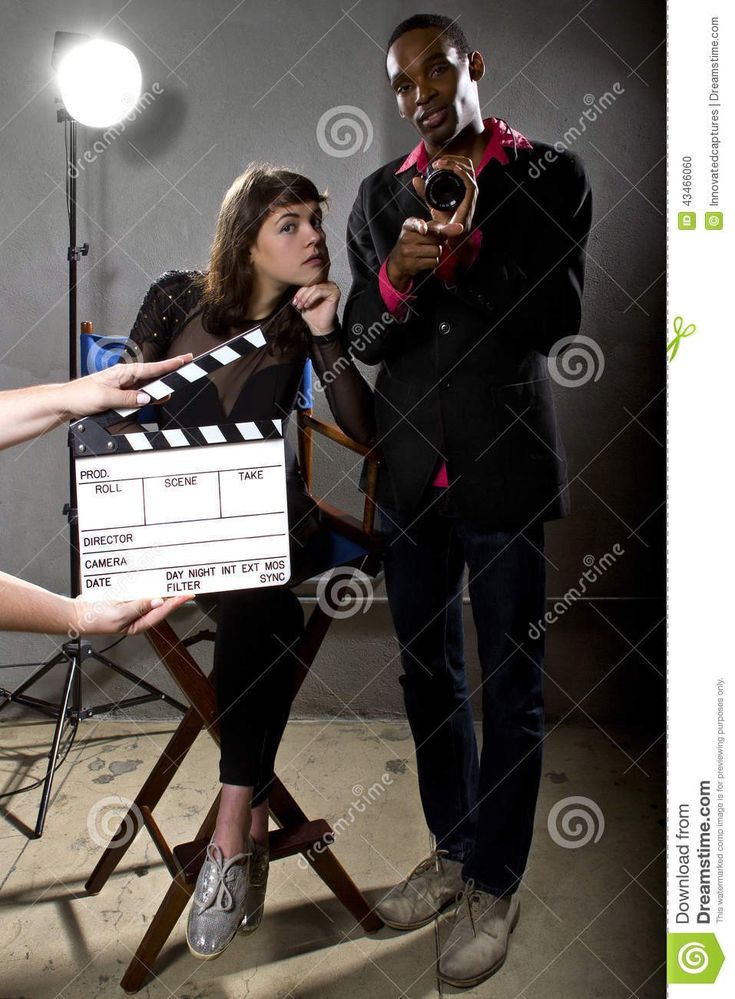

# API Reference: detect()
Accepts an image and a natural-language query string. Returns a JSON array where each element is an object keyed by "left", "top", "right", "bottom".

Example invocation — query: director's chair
[{"left": 79, "top": 338, "right": 385, "bottom": 993}]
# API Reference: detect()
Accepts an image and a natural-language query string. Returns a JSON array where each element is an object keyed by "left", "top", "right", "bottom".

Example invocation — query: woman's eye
[
  {"left": 313, "top": 218, "right": 323, "bottom": 230},
  {"left": 281, "top": 223, "right": 295, "bottom": 233}
]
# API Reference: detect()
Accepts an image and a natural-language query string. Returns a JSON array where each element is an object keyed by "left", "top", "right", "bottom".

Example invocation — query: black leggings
[{"left": 213, "top": 588, "right": 304, "bottom": 806}]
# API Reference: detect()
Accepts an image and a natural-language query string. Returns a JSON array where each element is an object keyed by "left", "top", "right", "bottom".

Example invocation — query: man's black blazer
[{"left": 344, "top": 139, "right": 593, "bottom": 531}]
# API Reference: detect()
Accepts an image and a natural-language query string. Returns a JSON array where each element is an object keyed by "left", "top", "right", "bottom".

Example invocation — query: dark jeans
[
  {"left": 213, "top": 588, "right": 304, "bottom": 806},
  {"left": 380, "top": 489, "right": 546, "bottom": 897}
]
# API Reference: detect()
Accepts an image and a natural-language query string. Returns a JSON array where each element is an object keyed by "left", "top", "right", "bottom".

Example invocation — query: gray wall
[{"left": 0, "top": 0, "right": 664, "bottom": 721}]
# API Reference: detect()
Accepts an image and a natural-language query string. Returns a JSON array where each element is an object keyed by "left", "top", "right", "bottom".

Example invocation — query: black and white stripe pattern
[
  {"left": 114, "top": 327, "right": 267, "bottom": 418},
  {"left": 116, "top": 418, "right": 283, "bottom": 453}
]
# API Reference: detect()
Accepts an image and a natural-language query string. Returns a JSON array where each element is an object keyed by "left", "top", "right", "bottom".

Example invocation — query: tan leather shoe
[
  {"left": 438, "top": 886, "right": 521, "bottom": 987},
  {"left": 377, "top": 849, "right": 465, "bottom": 930}
]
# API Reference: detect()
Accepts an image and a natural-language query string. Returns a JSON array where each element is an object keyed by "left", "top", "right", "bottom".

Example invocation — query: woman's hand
[
  {"left": 62, "top": 354, "right": 194, "bottom": 419},
  {"left": 72, "top": 594, "right": 194, "bottom": 636},
  {"left": 292, "top": 281, "right": 340, "bottom": 336}
]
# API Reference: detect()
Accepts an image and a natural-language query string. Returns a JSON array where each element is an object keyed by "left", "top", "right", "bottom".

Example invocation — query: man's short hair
[{"left": 386, "top": 14, "right": 472, "bottom": 58}]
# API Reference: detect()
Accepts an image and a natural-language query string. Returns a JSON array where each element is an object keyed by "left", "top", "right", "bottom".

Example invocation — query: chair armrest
[
  {"left": 296, "top": 410, "right": 381, "bottom": 534},
  {"left": 316, "top": 499, "right": 385, "bottom": 553},
  {"left": 298, "top": 412, "right": 380, "bottom": 459}
]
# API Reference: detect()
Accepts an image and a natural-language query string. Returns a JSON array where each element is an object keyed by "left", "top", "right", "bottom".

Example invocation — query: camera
[{"left": 424, "top": 163, "right": 466, "bottom": 212}]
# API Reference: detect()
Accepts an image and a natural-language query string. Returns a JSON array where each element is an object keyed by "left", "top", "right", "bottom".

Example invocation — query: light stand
[{"left": 0, "top": 41, "right": 185, "bottom": 838}]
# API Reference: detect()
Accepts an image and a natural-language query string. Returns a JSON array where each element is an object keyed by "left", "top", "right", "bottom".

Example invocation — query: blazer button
[{"left": 438, "top": 321, "right": 451, "bottom": 335}]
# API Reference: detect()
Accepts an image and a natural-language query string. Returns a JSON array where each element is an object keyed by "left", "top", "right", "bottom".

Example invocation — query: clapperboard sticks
[{"left": 72, "top": 326, "right": 280, "bottom": 455}]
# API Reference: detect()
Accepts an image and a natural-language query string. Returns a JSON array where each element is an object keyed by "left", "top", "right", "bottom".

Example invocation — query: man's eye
[
  {"left": 430, "top": 64, "right": 448, "bottom": 76},
  {"left": 396, "top": 82, "right": 411, "bottom": 94}
]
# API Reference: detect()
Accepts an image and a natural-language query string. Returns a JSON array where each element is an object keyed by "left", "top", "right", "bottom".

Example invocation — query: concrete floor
[{"left": 0, "top": 717, "right": 664, "bottom": 998}]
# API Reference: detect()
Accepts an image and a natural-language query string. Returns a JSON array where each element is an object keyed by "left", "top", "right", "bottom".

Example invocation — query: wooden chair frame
[{"left": 84, "top": 410, "right": 384, "bottom": 993}]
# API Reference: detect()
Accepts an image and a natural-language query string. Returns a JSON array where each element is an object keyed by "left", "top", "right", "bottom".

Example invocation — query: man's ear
[{"left": 468, "top": 51, "right": 485, "bottom": 83}]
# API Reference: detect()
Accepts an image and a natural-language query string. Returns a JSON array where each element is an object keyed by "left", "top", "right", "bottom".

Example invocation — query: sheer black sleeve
[
  {"left": 127, "top": 270, "right": 203, "bottom": 362},
  {"left": 308, "top": 321, "right": 375, "bottom": 445}
]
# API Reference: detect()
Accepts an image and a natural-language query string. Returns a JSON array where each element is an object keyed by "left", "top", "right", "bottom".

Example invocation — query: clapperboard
[{"left": 69, "top": 328, "right": 291, "bottom": 600}]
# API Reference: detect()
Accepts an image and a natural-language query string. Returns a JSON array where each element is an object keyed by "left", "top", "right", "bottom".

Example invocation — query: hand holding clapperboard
[{"left": 69, "top": 328, "right": 291, "bottom": 601}]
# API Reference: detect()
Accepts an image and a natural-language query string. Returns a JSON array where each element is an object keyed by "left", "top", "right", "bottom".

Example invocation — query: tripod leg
[
  {"left": 0, "top": 650, "right": 67, "bottom": 712},
  {"left": 34, "top": 652, "right": 78, "bottom": 838},
  {"left": 90, "top": 651, "right": 187, "bottom": 714}
]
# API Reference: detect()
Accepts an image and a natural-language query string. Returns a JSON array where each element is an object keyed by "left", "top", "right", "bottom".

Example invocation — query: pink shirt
[{"left": 377, "top": 118, "right": 533, "bottom": 487}]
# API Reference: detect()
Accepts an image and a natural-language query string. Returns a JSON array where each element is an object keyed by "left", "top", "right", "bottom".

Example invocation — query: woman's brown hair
[{"left": 199, "top": 163, "right": 328, "bottom": 351}]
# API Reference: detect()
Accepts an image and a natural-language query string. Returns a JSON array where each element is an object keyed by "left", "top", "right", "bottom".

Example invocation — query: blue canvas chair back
[{"left": 78, "top": 336, "right": 369, "bottom": 573}]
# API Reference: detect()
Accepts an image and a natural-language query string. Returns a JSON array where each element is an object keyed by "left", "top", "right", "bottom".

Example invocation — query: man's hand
[
  {"left": 63, "top": 353, "right": 194, "bottom": 419},
  {"left": 413, "top": 154, "right": 479, "bottom": 232},
  {"left": 72, "top": 594, "right": 193, "bottom": 636},
  {"left": 387, "top": 217, "right": 464, "bottom": 291},
  {"left": 292, "top": 281, "right": 341, "bottom": 335},
  {"left": 412, "top": 155, "right": 479, "bottom": 271}
]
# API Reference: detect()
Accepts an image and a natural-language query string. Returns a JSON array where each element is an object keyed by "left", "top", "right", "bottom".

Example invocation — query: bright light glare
[{"left": 57, "top": 39, "right": 142, "bottom": 128}]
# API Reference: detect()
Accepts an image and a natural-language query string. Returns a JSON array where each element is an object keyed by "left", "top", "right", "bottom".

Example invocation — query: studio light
[
  {"left": 0, "top": 31, "right": 153, "bottom": 839},
  {"left": 54, "top": 36, "right": 142, "bottom": 128}
]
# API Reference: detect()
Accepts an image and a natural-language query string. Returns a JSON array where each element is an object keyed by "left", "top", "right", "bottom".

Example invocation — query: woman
[{"left": 126, "top": 163, "right": 374, "bottom": 959}]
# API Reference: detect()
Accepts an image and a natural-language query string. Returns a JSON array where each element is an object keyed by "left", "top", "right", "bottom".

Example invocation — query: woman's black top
[{"left": 125, "top": 270, "right": 375, "bottom": 573}]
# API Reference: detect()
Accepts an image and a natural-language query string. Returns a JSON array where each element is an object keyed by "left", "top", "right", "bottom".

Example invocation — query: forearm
[
  {"left": 0, "top": 571, "right": 78, "bottom": 634},
  {"left": 0, "top": 383, "right": 74, "bottom": 451},
  {"left": 310, "top": 332, "right": 376, "bottom": 444}
]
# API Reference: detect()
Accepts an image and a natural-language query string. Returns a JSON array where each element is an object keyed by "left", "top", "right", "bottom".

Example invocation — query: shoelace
[
  {"left": 399, "top": 848, "right": 450, "bottom": 894},
  {"left": 454, "top": 879, "right": 482, "bottom": 937},
  {"left": 199, "top": 842, "right": 250, "bottom": 914}
]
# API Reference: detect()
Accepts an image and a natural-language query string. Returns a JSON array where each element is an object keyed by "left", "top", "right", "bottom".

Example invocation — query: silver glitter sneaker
[
  {"left": 186, "top": 839, "right": 253, "bottom": 960},
  {"left": 240, "top": 838, "right": 269, "bottom": 935},
  {"left": 377, "top": 849, "right": 465, "bottom": 930}
]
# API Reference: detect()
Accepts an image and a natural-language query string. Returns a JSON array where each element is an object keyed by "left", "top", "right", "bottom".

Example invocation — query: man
[{"left": 344, "top": 13, "right": 592, "bottom": 989}]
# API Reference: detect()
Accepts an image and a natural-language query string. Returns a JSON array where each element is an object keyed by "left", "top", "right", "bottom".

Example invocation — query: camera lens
[{"left": 424, "top": 167, "right": 465, "bottom": 211}]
